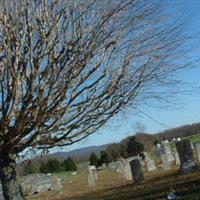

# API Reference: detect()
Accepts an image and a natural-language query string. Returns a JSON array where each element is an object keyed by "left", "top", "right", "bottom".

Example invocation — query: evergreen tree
[
  {"left": 39, "top": 162, "right": 49, "bottom": 174},
  {"left": 99, "top": 150, "right": 112, "bottom": 166},
  {"left": 89, "top": 152, "right": 99, "bottom": 167},
  {"left": 63, "top": 159, "right": 71, "bottom": 171},
  {"left": 23, "top": 162, "right": 38, "bottom": 175},
  {"left": 63, "top": 157, "right": 77, "bottom": 171},
  {"left": 107, "top": 143, "right": 121, "bottom": 161},
  {"left": 126, "top": 136, "right": 144, "bottom": 157},
  {"left": 47, "top": 159, "right": 61, "bottom": 173},
  {"left": 68, "top": 157, "right": 77, "bottom": 171}
]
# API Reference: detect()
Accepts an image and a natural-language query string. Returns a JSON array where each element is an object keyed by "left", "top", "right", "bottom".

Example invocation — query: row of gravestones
[
  {"left": 0, "top": 174, "right": 64, "bottom": 200},
  {"left": 159, "top": 139, "right": 200, "bottom": 173},
  {"left": 89, "top": 139, "right": 200, "bottom": 186},
  {"left": 88, "top": 156, "right": 144, "bottom": 185}
]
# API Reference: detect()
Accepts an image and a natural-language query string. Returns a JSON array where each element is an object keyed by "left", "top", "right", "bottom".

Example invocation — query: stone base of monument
[{"left": 180, "top": 160, "right": 197, "bottom": 174}]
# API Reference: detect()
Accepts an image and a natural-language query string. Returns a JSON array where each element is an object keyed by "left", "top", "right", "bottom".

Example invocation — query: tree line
[
  {"left": 89, "top": 136, "right": 144, "bottom": 167},
  {"left": 23, "top": 157, "right": 77, "bottom": 175},
  {"left": 155, "top": 122, "right": 200, "bottom": 141}
]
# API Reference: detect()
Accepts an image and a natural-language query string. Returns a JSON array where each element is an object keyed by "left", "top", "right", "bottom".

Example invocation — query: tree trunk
[{"left": 0, "top": 156, "right": 25, "bottom": 200}]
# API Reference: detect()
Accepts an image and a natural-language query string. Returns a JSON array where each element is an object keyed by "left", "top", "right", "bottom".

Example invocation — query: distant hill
[
  {"left": 155, "top": 122, "right": 200, "bottom": 141},
  {"left": 31, "top": 144, "right": 109, "bottom": 164},
  {"left": 29, "top": 122, "right": 200, "bottom": 166},
  {"left": 50, "top": 144, "right": 109, "bottom": 160}
]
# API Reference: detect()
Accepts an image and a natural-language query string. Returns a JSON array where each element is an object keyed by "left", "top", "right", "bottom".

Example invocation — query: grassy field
[
  {"left": 184, "top": 134, "right": 200, "bottom": 144},
  {"left": 28, "top": 166, "right": 200, "bottom": 200}
]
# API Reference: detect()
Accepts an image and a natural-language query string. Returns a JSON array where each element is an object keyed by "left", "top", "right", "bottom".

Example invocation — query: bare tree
[
  {"left": 0, "top": 0, "right": 189, "bottom": 199},
  {"left": 132, "top": 121, "right": 146, "bottom": 135}
]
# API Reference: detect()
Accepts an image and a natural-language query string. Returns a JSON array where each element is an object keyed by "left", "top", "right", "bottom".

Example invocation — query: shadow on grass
[{"left": 69, "top": 170, "right": 200, "bottom": 200}]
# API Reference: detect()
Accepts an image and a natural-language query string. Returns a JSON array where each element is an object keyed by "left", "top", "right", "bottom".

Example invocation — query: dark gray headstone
[
  {"left": 176, "top": 139, "right": 197, "bottom": 173},
  {"left": 129, "top": 159, "right": 144, "bottom": 184}
]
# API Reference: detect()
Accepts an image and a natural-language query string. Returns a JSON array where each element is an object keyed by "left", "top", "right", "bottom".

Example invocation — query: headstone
[
  {"left": 129, "top": 159, "right": 144, "bottom": 184},
  {"left": 1, "top": 175, "right": 64, "bottom": 199},
  {"left": 161, "top": 154, "right": 171, "bottom": 170},
  {"left": 102, "top": 163, "right": 107, "bottom": 169},
  {"left": 108, "top": 161, "right": 120, "bottom": 171},
  {"left": 117, "top": 159, "right": 124, "bottom": 174},
  {"left": 190, "top": 143, "right": 194, "bottom": 150},
  {"left": 146, "top": 158, "right": 156, "bottom": 171},
  {"left": 174, "top": 152, "right": 180, "bottom": 165},
  {"left": 166, "top": 154, "right": 175, "bottom": 163},
  {"left": 118, "top": 158, "right": 132, "bottom": 181},
  {"left": 157, "top": 143, "right": 161, "bottom": 148},
  {"left": 176, "top": 139, "right": 197, "bottom": 173},
  {"left": 88, "top": 165, "right": 98, "bottom": 186},
  {"left": 194, "top": 142, "right": 200, "bottom": 162},
  {"left": 163, "top": 140, "right": 172, "bottom": 155},
  {"left": 155, "top": 143, "right": 165, "bottom": 156},
  {"left": 72, "top": 171, "right": 77, "bottom": 176},
  {"left": 20, "top": 174, "right": 64, "bottom": 195},
  {"left": 163, "top": 140, "right": 174, "bottom": 162}
]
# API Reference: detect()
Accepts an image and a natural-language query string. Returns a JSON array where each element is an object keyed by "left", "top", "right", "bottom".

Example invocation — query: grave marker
[
  {"left": 88, "top": 165, "right": 98, "bottom": 186},
  {"left": 118, "top": 158, "right": 132, "bottom": 181},
  {"left": 194, "top": 142, "right": 200, "bottom": 162},
  {"left": 161, "top": 154, "right": 171, "bottom": 170},
  {"left": 129, "top": 159, "right": 144, "bottom": 184},
  {"left": 176, "top": 139, "right": 197, "bottom": 173},
  {"left": 163, "top": 140, "right": 174, "bottom": 162},
  {"left": 174, "top": 152, "right": 180, "bottom": 165},
  {"left": 146, "top": 159, "right": 156, "bottom": 171}
]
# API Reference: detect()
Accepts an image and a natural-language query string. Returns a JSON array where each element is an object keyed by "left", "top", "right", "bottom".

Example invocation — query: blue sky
[{"left": 57, "top": 0, "right": 200, "bottom": 152}]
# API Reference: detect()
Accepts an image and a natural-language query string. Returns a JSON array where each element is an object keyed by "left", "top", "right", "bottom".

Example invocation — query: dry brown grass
[{"left": 28, "top": 167, "right": 200, "bottom": 200}]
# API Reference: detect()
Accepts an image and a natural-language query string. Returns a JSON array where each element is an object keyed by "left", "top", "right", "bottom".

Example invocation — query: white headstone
[
  {"left": 20, "top": 174, "right": 64, "bottom": 194},
  {"left": 146, "top": 159, "right": 156, "bottom": 171},
  {"left": 163, "top": 140, "right": 172, "bottom": 155},
  {"left": 194, "top": 142, "right": 200, "bottom": 162},
  {"left": 88, "top": 165, "right": 98, "bottom": 187},
  {"left": 174, "top": 152, "right": 180, "bottom": 165},
  {"left": 124, "top": 159, "right": 133, "bottom": 180},
  {"left": 166, "top": 154, "right": 175, "bottom": 162},
  {"left": 108, "top": 161, "right": 120, "bottom": 171},
  {"left": 118, "top": 158, "right": 132, "bottom": 181},
  {"left": 157, "top": 143, "right": 161, "bottom": 148},
  {"left": 161, "top": 154, "right": 171, "bottom": 170},
  {"left": 72, "top": 171, "right": 77, "bottom": 176}
]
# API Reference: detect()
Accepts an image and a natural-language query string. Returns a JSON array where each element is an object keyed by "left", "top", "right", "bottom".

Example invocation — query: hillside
[
  {"left": 29, "top": 122, "right": 200, "bottom": 165},
  {"left": 155, "top": 122, "right": 200, "bottom": 141},
  {"left": 31, "top": 144, "right": 109, "bottom": 164},
  {"left": 50, "top": 144, "right": 109, "bottom": 160}
]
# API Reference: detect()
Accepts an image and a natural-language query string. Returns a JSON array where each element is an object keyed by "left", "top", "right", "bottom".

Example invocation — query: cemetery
[
  {"left": 0, "top": 137, "right": 199, "bottom": 200},
  {"left": 0, "top": 1, "right": 199, "bottom": 199}
]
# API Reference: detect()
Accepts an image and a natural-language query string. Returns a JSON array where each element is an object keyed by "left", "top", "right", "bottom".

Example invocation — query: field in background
[{"left": 184, "top": 134, "right": 200, "bottom": 144}]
